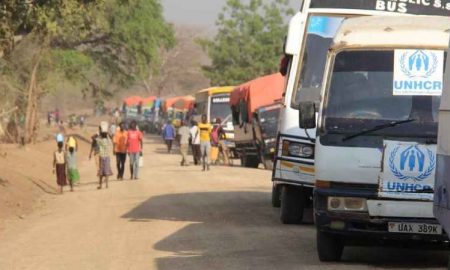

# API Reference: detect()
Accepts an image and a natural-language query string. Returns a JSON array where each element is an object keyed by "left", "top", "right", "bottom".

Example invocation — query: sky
[{"left": 161, "top": 0, "right": 301, "bottom": 29}]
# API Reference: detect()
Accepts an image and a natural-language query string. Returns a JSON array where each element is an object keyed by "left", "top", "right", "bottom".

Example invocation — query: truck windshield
[
  {"left": 292, "top": 16, "right": 345, "bottom": 106},
  {"left": 211, "top": 94, "right": 232, "bottom": 123},
  {"left": 323, "top": 50, "right": 442, "bottom": 138},
  {"left": 259, "top": 108, "right": 280, "bottom": 138}
]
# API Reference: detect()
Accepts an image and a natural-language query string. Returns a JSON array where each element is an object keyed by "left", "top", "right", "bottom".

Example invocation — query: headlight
[
  {"left": 282, "top": 140, "right": 314, "bottom": 158},
  {"left": 327, "top": 197, "right": 367, "bottom": 212},
  {"left": 264, "top": 138, "right": 276, "bottom": 144}
]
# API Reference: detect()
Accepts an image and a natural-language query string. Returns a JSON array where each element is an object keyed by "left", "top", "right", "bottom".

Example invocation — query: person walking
[
  {"left": 189, "top": 120, "right": 201, "bottom": 165},
  {"left": 162, "top": 121, "right": 176, "bottom": 154},
  {"left": 89, "top": 129, "right": 100, "bottom": 175},
  {"left": 66, "top": 145, "right": 80, "bottom": 192},
  {"left": 96, "top": 122, "right": 113, "bottom": 189},
  {"left": 212, "top": 118, "right": 230, "bottom": 166},
  {"left": 47, "top": 111, "right": 52, "bottom": 127},
  {"left": 113, "top": 122, "right": 128, "bottom": 180},
  {"left": 198, "top": 114, "right": 212, "bottom": 171},
  {"left": 53, "top": 141, "right": 67, "bottom": 194},
  {"left": 178, "top": 121, "right": 190, "bottom": 166},
  {"left": 127, "top": 120, "right": 143, "bottom": 180}
]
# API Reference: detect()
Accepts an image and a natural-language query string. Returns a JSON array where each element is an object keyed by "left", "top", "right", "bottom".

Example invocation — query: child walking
[
  {"left": 66, "top": 146, "right": 80, "bottom": 192},
  {"left": 53, "top": 141, "right": 67, "bottom": 194}
]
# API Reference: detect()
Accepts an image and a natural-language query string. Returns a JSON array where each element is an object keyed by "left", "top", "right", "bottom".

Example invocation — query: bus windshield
[
  {"left": 210, "top": 94, "right": 232, "bottom": 123},
  {"left": 323, "top": 50, "right": 441, "bottom": 138},
  {"left": 292, "top": 15, "right": 345, "bottom": 106}
]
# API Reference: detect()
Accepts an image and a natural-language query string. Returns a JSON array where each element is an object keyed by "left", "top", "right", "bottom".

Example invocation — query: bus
[
  {"left": 194, "top": 86, "right": 235, "bottom": 151},
  {"left": 273, "top": 0, "right": 450, "bottom": 224}
]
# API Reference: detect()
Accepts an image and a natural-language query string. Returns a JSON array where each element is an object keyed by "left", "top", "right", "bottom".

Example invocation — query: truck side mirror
[{"left": 299, "top": 101, "right": 316, "bottom": 129}]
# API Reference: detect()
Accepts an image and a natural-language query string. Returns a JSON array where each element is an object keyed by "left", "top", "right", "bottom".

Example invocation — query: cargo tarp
[{"left": 230, "top": 73, "right": 285, "bottom": 121}]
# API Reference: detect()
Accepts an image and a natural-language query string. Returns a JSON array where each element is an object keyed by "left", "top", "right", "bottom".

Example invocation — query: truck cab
[
  {"left": 253, "top": 103, "right": 281, "bottom": 170},
  {"left": 303, "top": 16, "right": 449, "bottom": 262},
  {"left": 434, "top": 25, "right": 450, "bottom": 245}
]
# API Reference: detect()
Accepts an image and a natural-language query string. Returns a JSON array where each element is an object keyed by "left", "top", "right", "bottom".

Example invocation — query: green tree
[
  {"left": 199, "top": 0, "right": 293, "bottom": 86},
  {"left": 0, "top": 0, "right": 175, "bottom": 143}
]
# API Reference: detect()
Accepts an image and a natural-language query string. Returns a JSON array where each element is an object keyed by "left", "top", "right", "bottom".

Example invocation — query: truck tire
[
  {"left": 280, "top": 185, "right": 306, "bottom": 224},
  {"left": 248, "top": 156, "right": 260, "bottom": 168},
  {"left": 242, "top": 155, "right": 259, "bottom": 168},
  {"left": 271, "top": 184, "right": 281, "bottom": 208},
  {"left": 317, "top": 231, "right": 344, "bottom": 262}
]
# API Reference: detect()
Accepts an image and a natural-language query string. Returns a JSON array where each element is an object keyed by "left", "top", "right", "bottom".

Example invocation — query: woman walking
[
  {"left": 97, "top": 122, "right": 113, "bottom": 189},
  {"left": 53, "top": 141, "right": 67, "bottom": 194},
  {"left": 66, "top": 146, "right": 80, "bottom": 192}
]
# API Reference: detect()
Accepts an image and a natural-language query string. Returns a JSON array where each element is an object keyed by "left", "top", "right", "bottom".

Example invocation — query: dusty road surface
[{"left": 0, "top": 135, "right": 447, "bottom": 270}]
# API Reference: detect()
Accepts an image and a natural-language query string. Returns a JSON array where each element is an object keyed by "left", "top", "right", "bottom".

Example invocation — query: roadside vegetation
[
  {"left": 199, "top": 0, "right": 294, "bottom": 86},
  {"left": 1, "top": 0, "right": 175, "bottom": 143}
]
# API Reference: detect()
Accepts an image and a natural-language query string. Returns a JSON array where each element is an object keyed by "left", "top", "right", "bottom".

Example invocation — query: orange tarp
[
  {"left": 230, "top": 73, "right": 285, "bottom": 120},
  {"left": 142, "top": 96, "right": 157, "bottom": 107},
  {"left": 124, "top": 96, "right": 143, "bottom": 106},
  {"left": 174, "top": 96, "right": 195, "bottom": 110},
  {"left": 163, "top": 97, "right": 183, "bottom": 111}
]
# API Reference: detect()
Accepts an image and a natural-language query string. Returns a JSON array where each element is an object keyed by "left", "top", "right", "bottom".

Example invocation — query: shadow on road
[{"left": 121, "top": 191, "right": 447, "bottom": 269}]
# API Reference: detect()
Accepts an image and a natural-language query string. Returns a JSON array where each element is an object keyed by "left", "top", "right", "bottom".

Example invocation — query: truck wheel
[
  {"left": 280, "top": 185, "right": 306, "bottom": 224},
  {"left": 317, "top": 231, "right": 344, "bottom": 262},
  {"left": 248, "top": 156, "right": 260, "bottom": 168},
  {"left": 243, "top": 155, "right": 259, "bottom": 168},
  {"left": 271, "top": 184, "right": 281, "bottom": 208}
]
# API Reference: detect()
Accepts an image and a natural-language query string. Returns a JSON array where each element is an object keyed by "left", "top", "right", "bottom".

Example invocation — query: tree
[
  {"left": 0, "top": 0, "right": 175, "bottom": 143},
  {"left": 199, "top": 0, "right": 294, "bottom": 86},
  {"left": 140, "top": 25, "right": 210, "bottom": 96}
]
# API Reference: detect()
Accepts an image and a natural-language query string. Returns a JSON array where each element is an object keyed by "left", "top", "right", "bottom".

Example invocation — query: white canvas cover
[{"left": 434, "top": 38, "right": 450, "bottom": 236}]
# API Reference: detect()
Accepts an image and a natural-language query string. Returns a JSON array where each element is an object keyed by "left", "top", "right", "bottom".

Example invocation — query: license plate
[{"left": 388, "top": 222, "right": 442, "bottom": 235}]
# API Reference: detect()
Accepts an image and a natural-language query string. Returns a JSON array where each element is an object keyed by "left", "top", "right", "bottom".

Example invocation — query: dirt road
[{"left": 0, "top": 135, "right": 447, "bottom": 270}]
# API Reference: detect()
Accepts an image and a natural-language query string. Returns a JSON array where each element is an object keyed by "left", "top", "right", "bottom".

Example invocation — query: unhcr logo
[
  {"left": 388, "top": 145, "right": 436, "bottom": 182},
  {"left": 400, "top": 50, "right": 438, "bottom": 78},
  {"left": 393, "top": 49, "right": 443, "bottom": 95}
]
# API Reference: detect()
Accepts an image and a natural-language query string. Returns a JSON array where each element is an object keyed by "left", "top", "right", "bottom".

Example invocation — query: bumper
[
  {"left": 315, "top": 188, "right": 448, "bottom": 244},
  {"left": 316, "top": 211, "right": 447, "bottom": 243}
]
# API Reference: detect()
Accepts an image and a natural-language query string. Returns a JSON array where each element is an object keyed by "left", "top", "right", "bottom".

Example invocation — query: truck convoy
[
  {"left": 230, "top": 73, "right": 284, "bottom": 168},
  {"left": 273, "top": 0, "right": 450, "bottom": 225},
  {"left": 301, "top": 15, "right": 447, "bottom": 262}
]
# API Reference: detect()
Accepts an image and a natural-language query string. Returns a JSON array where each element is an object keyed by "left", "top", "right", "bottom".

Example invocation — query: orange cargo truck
[{"left": 230, "top": 73, "right": 285, "bottom": 168}]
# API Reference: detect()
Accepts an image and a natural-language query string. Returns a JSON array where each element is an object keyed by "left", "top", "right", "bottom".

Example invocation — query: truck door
[{"left": 434, "top": 41, "right": 450, "bottom": 235}]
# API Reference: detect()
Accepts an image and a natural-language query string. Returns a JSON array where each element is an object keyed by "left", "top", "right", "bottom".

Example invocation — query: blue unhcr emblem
[
  {"left": 400, "top": 50, "right": 438, "bottom": 79},
  {"left": 389, "top": 145, "right": 436, "bottom": 181}
]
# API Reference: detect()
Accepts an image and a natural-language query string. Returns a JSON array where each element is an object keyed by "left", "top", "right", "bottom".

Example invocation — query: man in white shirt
[
  {"left": 178, "top": 121, "right": 191, "bottom": 166},
  {"left": 189, "top": 120, "right": 201, "bottom": 165}
]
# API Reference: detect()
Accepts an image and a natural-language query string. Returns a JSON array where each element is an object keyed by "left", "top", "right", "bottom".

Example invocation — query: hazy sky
[{"left": 161, "top": 0, "right": 301, "bottom": 29}]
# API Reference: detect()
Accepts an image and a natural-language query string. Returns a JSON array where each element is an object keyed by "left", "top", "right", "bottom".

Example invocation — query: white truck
[
  {"left": 298, "top": 16, "right": 448, "bottom": 262},
  {"left": 434, "top": 21, "right": 450, "bottom": 254},
  {"left": 274, "top": 0, "right": 450, "bottom": 224}
]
